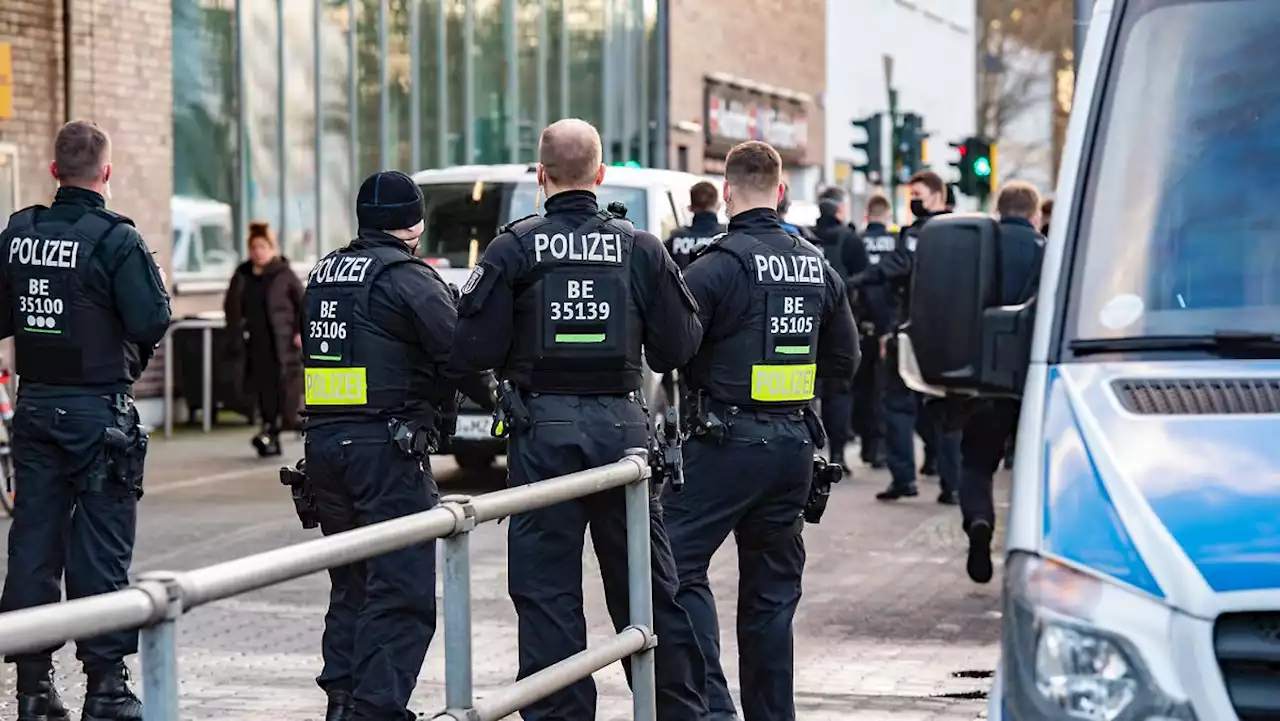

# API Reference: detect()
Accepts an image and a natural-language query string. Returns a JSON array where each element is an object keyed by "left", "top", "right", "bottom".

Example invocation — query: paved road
[{"left": 0, "top": 427, "right": 1004, "bottom": 720}]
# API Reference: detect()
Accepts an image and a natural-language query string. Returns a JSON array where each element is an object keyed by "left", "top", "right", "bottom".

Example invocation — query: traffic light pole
[{"left": 887, "top": 86, "right": 899, "bottom": 219}]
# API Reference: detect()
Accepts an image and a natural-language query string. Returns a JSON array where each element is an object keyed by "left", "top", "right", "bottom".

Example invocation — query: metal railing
[
  {"left": 0, "top": 450, "right": 657, "bottom": 721},
  {"left": 161, "top": 315, "right": 226, "bottom": 438}
]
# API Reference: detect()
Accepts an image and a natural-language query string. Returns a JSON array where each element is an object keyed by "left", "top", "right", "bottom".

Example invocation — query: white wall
[{"left": 825, "top": 0, "right": 977, "bottom": 211}]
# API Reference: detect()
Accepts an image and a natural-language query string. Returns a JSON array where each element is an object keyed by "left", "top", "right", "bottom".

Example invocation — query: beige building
[{"left": 667, "top": 0, "right": 826, "bottom": 197}]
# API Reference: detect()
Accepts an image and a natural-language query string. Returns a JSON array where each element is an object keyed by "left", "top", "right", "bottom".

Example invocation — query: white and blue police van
[
  {"left": 410, "top": 163, "right": 716, "bottom": 472},
  {"left": 900, "top": 0, "right": 1280, "bottom": 718}
]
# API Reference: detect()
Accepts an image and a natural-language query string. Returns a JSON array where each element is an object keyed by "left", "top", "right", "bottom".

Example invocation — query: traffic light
[
  {"left": 896, "top": 113, "right": 928, "bottom": 179},
  {"left": 950, "top": 136, "right": 995, "bottom": 200},
  {"left": 851, "top": 113, "right": 884, "bottom": 185}
]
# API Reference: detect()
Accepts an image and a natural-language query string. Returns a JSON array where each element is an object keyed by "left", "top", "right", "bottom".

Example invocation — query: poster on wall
[{"left": 703, "top": 77, "right": 809, "bottom": 164}]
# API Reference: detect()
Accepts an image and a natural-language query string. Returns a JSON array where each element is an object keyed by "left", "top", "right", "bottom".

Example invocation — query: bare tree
[{"left": 976, "top": 0, "right": 1074, "bottom": 184}]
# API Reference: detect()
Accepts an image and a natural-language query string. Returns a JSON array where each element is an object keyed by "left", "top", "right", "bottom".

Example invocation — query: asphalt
[{"left": 0, "top": 424, "right": 1005, "bottom": 720}]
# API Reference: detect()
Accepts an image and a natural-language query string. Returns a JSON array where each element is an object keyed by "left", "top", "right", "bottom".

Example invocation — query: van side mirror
[{"left": 900, "top": 213, "right": 1034, "bottom": 398}]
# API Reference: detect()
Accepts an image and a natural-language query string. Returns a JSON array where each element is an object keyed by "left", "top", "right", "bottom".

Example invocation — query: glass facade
[{"left": 171, "top": 0, "right": 663, "bottom": 288}]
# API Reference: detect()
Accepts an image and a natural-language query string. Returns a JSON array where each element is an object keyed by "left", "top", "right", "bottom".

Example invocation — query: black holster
[
  {"left": 687, "top": 391, "right": 728, "bottom": 444},
  {"left": 102, "top": 396, "right": 146, "bottom": 499},
  {"left": 389, "top": 418, "right": 435, "bottom": 459},
  {"left": 495, "top": 380, "right": 531, "bottom": 436},
  {"left": 804, "top": 455, "right": 845, "bottom": 524},
  {"left": 279, "top": 458, "right": 318, "bottom": 529}
]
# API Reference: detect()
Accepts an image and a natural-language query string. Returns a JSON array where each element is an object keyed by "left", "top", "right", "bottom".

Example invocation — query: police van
[
  {"left": 412, "top": 164, "right": 714, "bottom": 471},
  {"left": 899, "top": 1, "right": 1280, "bottom": 718}
]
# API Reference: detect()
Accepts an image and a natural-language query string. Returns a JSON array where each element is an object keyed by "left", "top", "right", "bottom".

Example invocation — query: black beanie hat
[{"left": 356, "top": 170, "right": 425, "bottom": 232}]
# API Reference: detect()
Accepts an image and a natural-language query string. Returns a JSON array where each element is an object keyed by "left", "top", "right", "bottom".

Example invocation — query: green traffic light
[{"left": 973, "top": 157, "right": 992, "bottom": 177}]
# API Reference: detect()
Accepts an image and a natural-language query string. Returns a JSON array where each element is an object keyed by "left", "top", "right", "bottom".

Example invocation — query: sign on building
[{"left": 703, "top": 76, "right": 809, "bottom": 164}]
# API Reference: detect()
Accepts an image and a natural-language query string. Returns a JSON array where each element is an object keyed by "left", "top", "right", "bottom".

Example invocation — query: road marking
[{"left": 145, "top": 467, "right": 276, "bottom": 497}]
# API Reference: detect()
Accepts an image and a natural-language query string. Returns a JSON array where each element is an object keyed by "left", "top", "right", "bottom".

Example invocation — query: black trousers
[
  {"left": 851, "top": 335, "right": 883, "bottom": 461},
  {"left": 663, "top": 412, "right": 812, "bottom": 721},
  {"left": 307, "top": 422, "right": 438, "bottom": 721},
  {"left": 505, "top": 393, "right": 708, "bottom": 721},
  {"left": 959, "top": 399, "right": 1021, "bottom": 530},
  {"left": 1, "top": 394, "right": 144, "bottom": 671}
]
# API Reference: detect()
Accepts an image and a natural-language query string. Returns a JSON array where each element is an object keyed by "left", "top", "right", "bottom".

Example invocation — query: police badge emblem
[{"left": 461, "top": 265, "right": 484, "bottom": 295}]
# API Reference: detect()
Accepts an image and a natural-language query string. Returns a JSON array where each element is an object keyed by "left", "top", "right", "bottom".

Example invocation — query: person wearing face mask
[
  {"left": 224, "top": 221, "right": 304, "bottom": 458},
  {"left": 855, "top": 171, "right": 961, "bottom": 504},
  {"left": 300, "top": 170, "right": 494, "bottom": 721},
  {"left": 0, "top": 120, "right": 169, "bottom": 721},
  {"left": 447, "top": 119, "right": 708, "bottom": 721}
]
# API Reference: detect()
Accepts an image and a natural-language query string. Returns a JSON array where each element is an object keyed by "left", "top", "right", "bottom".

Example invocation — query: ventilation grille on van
[
  {"left": 1215, "top": 612, "right": 1280, "bottom": 720},
  {"left": 1112, "top": 378, "right": 1280, "bottom": 415}
]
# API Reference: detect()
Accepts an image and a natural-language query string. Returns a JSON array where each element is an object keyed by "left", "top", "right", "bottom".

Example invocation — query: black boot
[
  {"left": 252, "top": 426, "right": 282, "bottom": 457},
  {"left": 325, "top": 690, "right": 355, "bottom": 721},
  {"left": 81, "top": 664, "right": 143, "bottom": 721},
  {"left": 16, "top": 663, "right": 68, "bottom": 721}
]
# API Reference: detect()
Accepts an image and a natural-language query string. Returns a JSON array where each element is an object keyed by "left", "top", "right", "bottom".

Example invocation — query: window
[
  {"left": 677, "top": 145, "right": 689, "bottom": 172},
  {"left": 508, "top": 183, "right": 649, "bottom": 230},
  {"left": 417, "top": 182, "right": 509, "bottom": 268},
  {"left": 1070, "top": 0, "right": 1280, "bottom": 340}
]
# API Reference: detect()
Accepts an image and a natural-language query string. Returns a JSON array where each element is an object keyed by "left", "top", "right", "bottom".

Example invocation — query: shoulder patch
[{"left": 461, "top": 265, "right": 485, "bottom": 295}]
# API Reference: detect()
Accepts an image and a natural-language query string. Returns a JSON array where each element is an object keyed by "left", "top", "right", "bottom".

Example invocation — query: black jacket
[
  {"left": 448, "top": 190, "right": 703, "bottom": 378},
  {"left": 996, "top": 217, "right": 1045, "bottom": 306},
  {"left": 810, "top": 214, "right": 869, "bottom": 282}
]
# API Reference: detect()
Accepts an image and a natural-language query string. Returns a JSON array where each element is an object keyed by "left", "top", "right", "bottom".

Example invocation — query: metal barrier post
[
  {"left": 440, "top": 495, "right": 477, "bottom": 714},
  {"left": 162, "top": 331, "right": 174, "bottom": 439},
  {"left": 622, "top": 448, "right": 657, "bottom": 721},
  {"left": 201, "top": 325, "right": 213, "bottom": 433},
  {"left": 136, "top": 573, "right": 184, "bottom": 721}
]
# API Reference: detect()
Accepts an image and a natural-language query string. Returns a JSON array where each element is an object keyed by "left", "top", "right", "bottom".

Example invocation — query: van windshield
[
  {"left": 1070, "top": 0, "right": 1280, "bottom": 341},
  {"left": 417, "top": 181, "right": 649, "bottom": 268}
]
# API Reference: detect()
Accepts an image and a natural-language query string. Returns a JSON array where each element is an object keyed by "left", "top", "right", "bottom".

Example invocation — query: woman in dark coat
[{"left": 224, "top": 221, "right": 304, "bottom": 457}]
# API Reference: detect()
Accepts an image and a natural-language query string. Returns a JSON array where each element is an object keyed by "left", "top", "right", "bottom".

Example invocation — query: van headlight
[{"left": 1002, "top": 552, "right": 1196, "bottom": 721}]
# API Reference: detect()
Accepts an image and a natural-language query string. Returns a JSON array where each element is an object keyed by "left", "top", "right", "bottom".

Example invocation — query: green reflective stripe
[
  {"left": 309, "top": 354, "right": 342, "bottom": 361},
  {"left": 24, "top": 328, "right": 62, "bottom": 335},
  {"left": 554, "top": 333, "right": 606, "bottom": 343},
  {"left": 774, "top": 345, "right": 811, "bottom": 355}
]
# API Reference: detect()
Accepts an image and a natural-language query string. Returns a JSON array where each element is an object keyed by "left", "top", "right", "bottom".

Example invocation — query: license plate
[{"left": 453, "top": 414, "right": 492, "bottom": 440}]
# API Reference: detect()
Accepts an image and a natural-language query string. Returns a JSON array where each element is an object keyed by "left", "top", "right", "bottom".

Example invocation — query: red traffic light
[{"left": 958, "top": 146, "right": 968, "bottom": 157}]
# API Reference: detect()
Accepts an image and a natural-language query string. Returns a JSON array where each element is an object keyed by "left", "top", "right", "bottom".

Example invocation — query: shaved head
[{"left": 538, "top": 118, "right": 604, "bottom": 191}]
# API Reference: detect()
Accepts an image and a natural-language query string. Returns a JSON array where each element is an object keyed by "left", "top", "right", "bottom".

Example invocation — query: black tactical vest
[
  {"left": 302, "top": 244, "right": 435, "bottom": 420},
  {"left": 690, "top": 233, "right": 826, "bottom": 409},
  {"left": 505, "top": 210, "right": 642, "bottom": 394},
  {"left": 3, "top": 207, "right": 131, "bottom": 385},
  {"left": 667, "top": 225, "right": 725, "bottom": 270}
]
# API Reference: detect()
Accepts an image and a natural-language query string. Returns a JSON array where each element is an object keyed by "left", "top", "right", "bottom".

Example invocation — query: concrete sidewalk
[{"left": 0, "top": 435, "right": 1003, "bottom": 720}]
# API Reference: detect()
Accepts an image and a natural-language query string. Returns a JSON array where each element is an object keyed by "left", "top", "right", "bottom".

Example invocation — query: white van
[
  {"left": 410, "top": 164, "right": 713, "bottom": 471},
  {"left": 170, "top": 196, "right": 239, "bottom": 293}
]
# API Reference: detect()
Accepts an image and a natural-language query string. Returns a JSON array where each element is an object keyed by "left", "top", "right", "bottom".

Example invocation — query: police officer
[
  {"left": 664, "top": 141, "right": 859, "bottom": 721},
  {"left": 850, "top": 194, "right": 894, "bottom": 469},
  {"left": 857, "top": 170, "right": 961, "bottom": 504},
  {"left": 302, "top": 170, "right": 492, "bottom": 721},
  {"left": 775, "top": 183, "right": 817, "bottom": 241},
  {"left": 447, "top": 119, "right": 708, "bottom": 721},
  {"left": 0, "top": 120, "right": 170, "bottom": 721},
  {"left": 961, "top": 181, "right": 1044, "bottom": 584},
  {"left": 666, "top": 180, "right": 725, "bottom": 271},
  {"left": 663, "top": 181, "right": 725, "bottom": 414},
  {"left": 809, "top": 186, "right": 869, "bottom": 471}
]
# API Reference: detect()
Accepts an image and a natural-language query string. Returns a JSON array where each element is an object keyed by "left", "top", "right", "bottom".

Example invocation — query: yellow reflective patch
[
  {"left": 750, "top": 364, "right": 817, "bottom": 402},
  {"left": 305, "top": 367, "right": 368, "bottom": 405}
]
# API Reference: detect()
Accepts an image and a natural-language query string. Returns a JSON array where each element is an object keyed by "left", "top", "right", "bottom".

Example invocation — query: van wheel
[{"left": 454, "top": 451, "right": 496, "bottom": 471}]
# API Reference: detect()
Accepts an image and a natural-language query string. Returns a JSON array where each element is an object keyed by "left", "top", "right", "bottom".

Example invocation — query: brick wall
[
  {"left": 667, "top": 0, "right": 826, "bottom": 175},
  {"left": 0, "top": 0, "right": 173, "bottom": 396}
]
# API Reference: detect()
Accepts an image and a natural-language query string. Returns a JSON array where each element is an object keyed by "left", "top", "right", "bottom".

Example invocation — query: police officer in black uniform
[
  {"left": 664, "top": 141, "right": 859, "bottom": 721},
  {"left": 961, "top": 181, "right": 1044, "bottom": 584},
  {"left": 663, "top": 181, "right": 725, "bottom": 416},
  {"left": 0, "top": 121, "right": 170, "bottom": 721},
  {"left": 809, "top": 186, "right": 869, "bottom": 471},
  {"left": 301, "top": 170, "right": 492, "bottom": 721},
  {"left": 447, "top": 119, "right": 708, "bottom": 721},
  {"left": 856, "top": 170, "right": 961, "bottom": 504},
  {"left": 850, "top": 193, "right": 894, "bottom": 468},
  {"left": 666, "top": 180, "right": 725, "bottom": 271}
]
